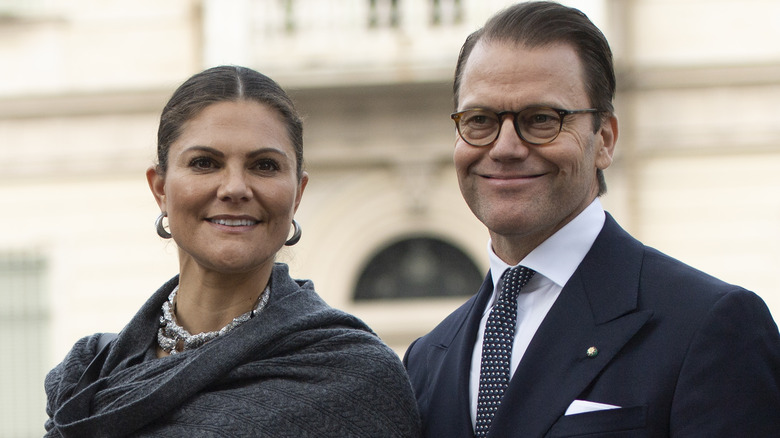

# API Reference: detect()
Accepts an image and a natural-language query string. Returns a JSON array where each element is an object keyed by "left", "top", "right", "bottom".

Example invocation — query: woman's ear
[
  {"left": 293, "top": 171, "right": 309, "bottom": 213},
  {"left": 146, "top": 166, "right": 167, "bottom": 211}
]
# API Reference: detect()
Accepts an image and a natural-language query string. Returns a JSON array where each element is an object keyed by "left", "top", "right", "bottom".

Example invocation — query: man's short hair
[
  {"left": 453, "top": 1, "right": 616, "bottom": 194},
  {"left": 454, "top": 1, "right": 615, "bottom": 115}
]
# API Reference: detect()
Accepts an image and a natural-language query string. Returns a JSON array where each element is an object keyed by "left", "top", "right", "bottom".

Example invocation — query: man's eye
[
  {"left": 464, "top": 113, "right": 496, "bottom": 127},
  {"left": 523, "top": 111, "right": 560, "bottom": 127}
]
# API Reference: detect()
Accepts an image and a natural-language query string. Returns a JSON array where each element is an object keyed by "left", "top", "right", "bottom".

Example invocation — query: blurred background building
[{"left": 1, "top": 0, "right": 779, "bottom": 435}]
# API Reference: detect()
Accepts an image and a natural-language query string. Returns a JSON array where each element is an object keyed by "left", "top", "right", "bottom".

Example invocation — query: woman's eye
[
  {"left": 189, "top": 157, "right": 217, "bottom": 169},
  {"left": 253, "top": 159, "right": 280, "bottom": 172}
]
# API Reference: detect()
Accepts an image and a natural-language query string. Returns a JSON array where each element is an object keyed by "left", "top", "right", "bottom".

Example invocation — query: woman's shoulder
[
  {"left": 44, "top": 333, "right": 105, "bottom": 414},
  {"left": 46, "top": 333, "right": 111, "bottom": 381}
]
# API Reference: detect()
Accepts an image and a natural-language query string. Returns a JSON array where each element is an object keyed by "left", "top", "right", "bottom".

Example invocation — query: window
[
  {"left": 0, "top": 0, "right": 50, "bottom": 17},
  {"left": 354, "top": 237, "right": 483, "bottom": 300},
  {"left": 280, "top": 0, "right": 295, "bottom": 32},
  {"left": 368, "top": 0, "right": 399, "bottom": 28},
  {"left": 0, "top": 252, "right": 48, "bottom": 437},
  {"left": 431, "top": 0, "right": 463, "bottom": 26}
]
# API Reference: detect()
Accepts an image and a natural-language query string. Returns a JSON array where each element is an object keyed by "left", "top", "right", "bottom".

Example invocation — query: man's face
[{"left": 453, "top": 40, "right": 617, "bottom": 264}]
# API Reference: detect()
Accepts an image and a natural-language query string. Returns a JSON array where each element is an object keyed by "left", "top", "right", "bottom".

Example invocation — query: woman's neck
[{"left": 173, "top": 264, "right": 272, "bottom": 335}]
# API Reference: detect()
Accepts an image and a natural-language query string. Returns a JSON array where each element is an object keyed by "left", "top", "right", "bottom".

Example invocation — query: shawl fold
[{"left": 45, "top": 263, "right": 421, "bottom": 437}]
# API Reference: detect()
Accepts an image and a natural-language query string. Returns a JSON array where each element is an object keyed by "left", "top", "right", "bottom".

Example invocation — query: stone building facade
[{"left": 1, "top": 0, "right": 779, "bottom": 435}]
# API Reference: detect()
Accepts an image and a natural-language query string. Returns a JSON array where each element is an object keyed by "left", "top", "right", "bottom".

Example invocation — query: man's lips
[
  {"left": 480, "top": 172, "right": 544, "bottom": 180},
  {"left": 476, "top": 172, "right": 545, "bottom": 189}
]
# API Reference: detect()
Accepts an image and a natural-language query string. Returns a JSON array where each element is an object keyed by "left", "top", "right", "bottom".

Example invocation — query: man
[{"left": 403, "top": 2, "right": 780, "bottom": 437}]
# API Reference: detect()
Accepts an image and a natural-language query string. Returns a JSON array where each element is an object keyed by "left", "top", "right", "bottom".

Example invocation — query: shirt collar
[{"left": 488, "top": 198, "right": 606, "bottom": 290}]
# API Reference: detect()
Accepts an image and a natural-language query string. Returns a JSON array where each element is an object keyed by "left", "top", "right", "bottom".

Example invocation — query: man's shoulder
[
  {"left": 403, "top": 286, "right": 486, "bottom": 371},
  {"left": 599, "top": 213, "right": 742, "bottom": 291},
  {"left": 635, "top": 244, "right": 762, "bottom": 324},
  {"left": 641, "top": 244, "right": 737, "bottom": 287},
  {"left": 412, "top": 293, "right": 479, "bottom": 348},
  {"left": 591, "top": 213, "right": 754, "bottom": 313}
]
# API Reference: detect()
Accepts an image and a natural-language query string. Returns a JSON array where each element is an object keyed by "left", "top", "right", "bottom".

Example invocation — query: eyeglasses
[{"left": 450, "top": 106, "right": 602, "bottom": 146}]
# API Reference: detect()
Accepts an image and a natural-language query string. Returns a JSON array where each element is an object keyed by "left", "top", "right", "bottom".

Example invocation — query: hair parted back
[
  {"left": 452, "top": 1, "right": 615, "bottom": 195},
  {"left": 156, "top": 65, "right": 304, "bottom": 179}
]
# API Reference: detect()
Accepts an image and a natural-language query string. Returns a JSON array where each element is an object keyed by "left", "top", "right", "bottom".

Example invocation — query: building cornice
[
  {"left": 0, "top": 89, "right": 171, "bottom": 119},
  {"left": 618, "top": 62, "right": 780, "bottom": 91}
]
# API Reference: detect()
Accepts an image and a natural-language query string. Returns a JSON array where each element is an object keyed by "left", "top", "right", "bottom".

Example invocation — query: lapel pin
[{"left": 586, "top": 346, "right": 598, "bottom": 358}]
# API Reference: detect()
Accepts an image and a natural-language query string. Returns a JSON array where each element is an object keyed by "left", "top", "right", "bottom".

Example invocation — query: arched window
[{"left": 354, "top": 236, "right": 483, "bottom": 300}]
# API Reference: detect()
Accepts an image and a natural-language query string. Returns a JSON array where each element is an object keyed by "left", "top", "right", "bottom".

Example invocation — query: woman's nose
[{"left": 217, "top": 168, "right": 252, "bottom": 202}]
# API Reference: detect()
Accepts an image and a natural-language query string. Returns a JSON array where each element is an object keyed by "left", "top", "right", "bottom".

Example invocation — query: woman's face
[{"left": 147, "top": 100, "right": 307, "bottom": 276}]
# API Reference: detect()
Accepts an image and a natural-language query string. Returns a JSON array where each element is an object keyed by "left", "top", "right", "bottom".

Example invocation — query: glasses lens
[
  {"left": 517, "top": 107, "right": 562, "bottom": 144},
  {"left": 457, "top": 109, "right": 500, "bottom": 146}
]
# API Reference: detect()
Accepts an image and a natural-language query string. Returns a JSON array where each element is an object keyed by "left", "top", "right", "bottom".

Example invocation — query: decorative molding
[
  {"left": 0, "top": 89, "right": 170, "bottom": 119},
  {"left": 618, "top": 62, "right": 780, "bottom": 91}
]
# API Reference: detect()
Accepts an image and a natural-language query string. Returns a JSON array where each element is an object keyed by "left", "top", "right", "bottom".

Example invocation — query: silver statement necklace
[{"left": 157, "top": 284, "right": 270, "bottom": 354}]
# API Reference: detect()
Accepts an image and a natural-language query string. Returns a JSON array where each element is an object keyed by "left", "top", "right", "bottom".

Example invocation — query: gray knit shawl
[{"left": 45, "top": 264, "right": 421, "bottom": 437}]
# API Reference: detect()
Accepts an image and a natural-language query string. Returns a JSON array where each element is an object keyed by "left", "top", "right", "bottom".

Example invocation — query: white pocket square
[{"left": 564, "top": 399, "right": 621, "bottom": 416}]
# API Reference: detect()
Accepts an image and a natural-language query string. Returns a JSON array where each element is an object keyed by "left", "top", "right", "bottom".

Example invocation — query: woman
[{"left": 44, "top": 66, "right": 421, "bottom": 437}]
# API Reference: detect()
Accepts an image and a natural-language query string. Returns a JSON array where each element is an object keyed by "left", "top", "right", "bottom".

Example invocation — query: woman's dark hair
[
  {"left": 453, "top": 1, "right": 615, "bottom": 194},
  {"left": 156, "top": 65, "right": 304, "bottom": 179}
]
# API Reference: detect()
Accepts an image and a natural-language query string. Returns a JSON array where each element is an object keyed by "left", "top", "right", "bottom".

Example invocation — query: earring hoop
[
  {"left": 284, "top": 219, "right": 302, "bottom": 246},
  {"left": 155, "top": 213, "right": 172, "bottom": 239}
]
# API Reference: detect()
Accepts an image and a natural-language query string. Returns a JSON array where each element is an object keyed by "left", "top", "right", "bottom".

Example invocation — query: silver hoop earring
[
  {"left": 284, "top": 219, "right": 301, "bottom": 246},
  {"left": 155, "top": 213, "right": 172, "bottom": 239}
]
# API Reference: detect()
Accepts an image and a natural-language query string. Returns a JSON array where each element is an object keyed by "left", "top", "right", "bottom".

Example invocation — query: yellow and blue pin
[{"left": 586, "top": 346, "right": 599, "bottom": 358}]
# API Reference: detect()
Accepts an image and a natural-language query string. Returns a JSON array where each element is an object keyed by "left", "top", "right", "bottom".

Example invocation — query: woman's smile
[{"left": 207, "top": 216, "right": 260, "bottom": 227}]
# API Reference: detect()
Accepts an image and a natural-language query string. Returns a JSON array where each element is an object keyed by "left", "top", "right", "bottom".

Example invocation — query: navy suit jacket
[{"left": 404, "top": 214, "right": 780, "bottom": 437}]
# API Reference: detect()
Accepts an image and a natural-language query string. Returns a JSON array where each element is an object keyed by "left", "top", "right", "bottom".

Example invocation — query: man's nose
[{"left": 488, "top": 116, "right": 531, "bottom": 161}]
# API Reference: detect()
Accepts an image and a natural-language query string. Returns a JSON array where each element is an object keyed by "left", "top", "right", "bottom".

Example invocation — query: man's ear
[
  {"left": 146, "top": 166, "right": 167, "bottom": 212},
  {"left": 596, "top": 114, "right": 618, "bottom": 170}
]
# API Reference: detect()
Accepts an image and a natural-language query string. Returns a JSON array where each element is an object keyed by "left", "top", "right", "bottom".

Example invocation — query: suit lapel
[
  {"left": 422, "top": 274, "right": 494, "bottom": 437},
  {"left": 490, "top": 215, "right": 653, "bottom": 437}
]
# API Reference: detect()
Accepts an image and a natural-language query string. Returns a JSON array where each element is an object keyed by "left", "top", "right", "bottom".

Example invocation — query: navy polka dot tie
[{"left": 475, "top": 266, "right": 535, "bottom": 437}]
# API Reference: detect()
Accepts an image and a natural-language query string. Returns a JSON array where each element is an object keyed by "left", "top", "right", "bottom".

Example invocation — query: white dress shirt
[{"left": 469, "top": 198, "right": 606, "bottom": 428}]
